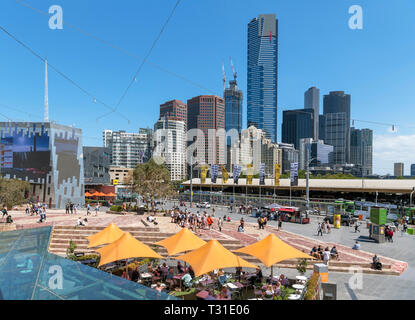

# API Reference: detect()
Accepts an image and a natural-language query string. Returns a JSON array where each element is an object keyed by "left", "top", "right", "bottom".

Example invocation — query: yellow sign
[
  {"left": 274, "top": 163, "right": 281, "bottom": 186},
  {"left": 221, "top": 165, "right": 229, "bottom": 184},
  {"left": 320, "top": 272, "right": 328, "bottom": 283},
  {"left": 246, "top": 164, "right": 254, "bottom": 185},
  {"left": 112, "top": 179, "right": 119, "bottom": 185},
  {"left": 200, "top": 165, "right": 209, "bottom": 184},
  {"left": 334, "top": 214, "right": 341, "bottom": 229}
]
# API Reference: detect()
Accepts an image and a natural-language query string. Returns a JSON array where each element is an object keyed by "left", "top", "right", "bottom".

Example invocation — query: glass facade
[
  {"left": 281, "top": 108, "right": 314, "bottom": 150},
  {"left": 0, "top": 227, "right": 176, "bottom": 300},
  {"left": 225, "top": 80, "right": 243, "bottom": 145},
  {"left": 350, "top": 128, "right": 373, "bottom": 176},
  {"left": 247, "top": 14, "right": 278, "bottom": 143}
]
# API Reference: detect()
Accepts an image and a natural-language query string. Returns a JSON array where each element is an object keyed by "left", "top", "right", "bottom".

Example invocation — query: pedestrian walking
[
  {"left": 95, "top": 204, "right": 99, "bottom": 216},
  {"left": 278, "top": 218, "right": 282, "bottom": 231},
  {"left": 218, "top": 217, "right": 223, "bottom": 232},
  {"left": 317, "top": 223, "right": 323, "bottom": 236},
  {"left": 355, "top": 222, "right": 360, "bottom": 233}
]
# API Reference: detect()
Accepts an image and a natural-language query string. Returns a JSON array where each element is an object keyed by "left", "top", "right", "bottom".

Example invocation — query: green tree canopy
[
  {"left": 133, "top": 158, "right": 173, "bottom": 209},
  {"left": 0, "top": 178, "right": 30, "bottom": 209}
]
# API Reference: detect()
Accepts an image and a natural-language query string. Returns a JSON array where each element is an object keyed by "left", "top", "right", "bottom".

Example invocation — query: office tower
[
  {"left": 103, "top": 130, "right": 152, "bottom": 169},
  {"left": 160, "top": 99, "right": 187, "bottom": 128},
  {"left": 304, "top": 87, "right": 320, "bottom": 140},
  {"left": 225, "top": 80, "right": 243, "bottom": 139},
  {"left": 247, "top": 14, "right": 278, "bottom": 143},
  {"left": 323, "top": 91, "right": 351, "bottom": 164},
  {"left": 83, "top": 146, "right": 111, "bottom": 185},
  {"left": 318, "top": 115, "right": 326, "bottom": 141},
  {"left": 350, "top": 128, "right": 373, "bottom": 176},
  {"left": 281, "top": 108, "right": 314, "bottom": 149},
  {"left": 187, "top": 95, "right": 225, "bottom": 165},
  {"left": 394, "top": 163, "right": 404, "bottom": 177},
  {"left": 153, "top": 118, "right": 187, "bottom": 181},
  {"left": 299, "top": 138, "right": 334, "bottom": 171},
  {"left": 411, "top": 164, "right": 415, "bottom": 176},
  {"left": 276, "top": 142, "right": 299, "bottom": 174}
]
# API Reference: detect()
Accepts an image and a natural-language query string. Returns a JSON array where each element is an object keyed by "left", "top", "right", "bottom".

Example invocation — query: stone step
[{"left": 52, "top": 225, "right": 159, "bottom": 232}]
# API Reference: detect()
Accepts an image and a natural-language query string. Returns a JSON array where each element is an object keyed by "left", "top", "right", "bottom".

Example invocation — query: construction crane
[
  {"left": 229, "top": 56, "right": 237, "bottom": 81},
  {"left": 222, "top": 61, "right": 226, "bottom": 92}
]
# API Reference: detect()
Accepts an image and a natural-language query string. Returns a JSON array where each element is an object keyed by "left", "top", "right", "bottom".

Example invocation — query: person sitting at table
[
  {"left": 166, "top": 268, "right": 174, "bottom": 280},
  {"left": 147, "top": 263, "right": 154, "bottom": 273},
  {"left": 154, "top": 266, "right": 162, "bottom": 277},
  {"left": 236, "top": 267, "right": 242, "bottom": 282},
  {"left": 205, "top": 289, "right": 217, "bottom": 300},
  {"left": 218, "top": 286, "right": 231, "bottom": 300},
  {"left": 188, "top": 265, "right": 195, "bottom": 278},
  {"left": 272, "top": 280, "right": 281, "bottom": 296},
  {"left": 155, "top": 282, "right": 165, "bottom": 292},
  {"left": 131, "top": 267, "right": 140, "bottom": 282},
  {"left": 217, "top": 268, "right": 225, "bottom": 277},
  {"left": 177, "top": 261, "right": 184, "bottom": 274},
  {"left": 250, "top": 268, "right": 263, "bottom": 285},
  {"left": 182, "top": 272, "right": 193, "bottom": 288},
  {"left": 262, "top": 285, "right": 274, "bottom": 300},
  {"left": 279, "top": 274, "right": 289, "bottom": 286},
  {"left": 330, "top": 246, "right": 339, "bottom": 260}
]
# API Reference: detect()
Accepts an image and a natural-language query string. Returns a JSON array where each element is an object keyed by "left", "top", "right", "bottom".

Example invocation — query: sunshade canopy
[
  {"left": 85, "top": 192, "right": 93, "bottom": 197},
  {"left": 154, "top": 228, "right": 207, "bottom": 256},
  {"left": 87, "top": 223, "right": 125, "bottom": 248},
  {"left": 96, "top": 232, "right": 163, "bottom": 267},
  {"left": 175, "top": 240, "right": 258, "bottom": 277},
  {"left": 234, "top": 233, "right": 314, "bottom": 268}
]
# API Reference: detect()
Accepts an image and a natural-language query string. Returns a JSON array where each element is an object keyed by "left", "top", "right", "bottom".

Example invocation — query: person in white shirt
[{"left": 323, "top": 247, "right": 330, "bottom": 265}]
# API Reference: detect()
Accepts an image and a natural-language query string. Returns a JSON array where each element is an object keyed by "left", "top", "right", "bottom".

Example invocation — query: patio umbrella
[
  {"left": 90, "top": 192, "right": 100, "bottom": 197},
  {"left": 85, "top": 192, "right": 93, "bottom": 197},
  {"left": 234, "top": 233, "right": 314, "bottom": 277},
  {"left": 96, "top": 232, "right": 163, "bottom": 267},
  {"left": 154, "top": 228, "right": 207, "bottom": 256},
  {"left": 86, "top": 223, "right": 125, "bottom": 248},
  {"left": 175, "top": 240, "right": 258, "bottom": 277},
  {"left": 96, "top": 192, "right": 106, "bottom": 197}
]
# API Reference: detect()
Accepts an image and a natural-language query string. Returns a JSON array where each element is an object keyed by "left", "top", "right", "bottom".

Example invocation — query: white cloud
[{"left": 373, "top": 134, "right": 415, "bottom": 175}]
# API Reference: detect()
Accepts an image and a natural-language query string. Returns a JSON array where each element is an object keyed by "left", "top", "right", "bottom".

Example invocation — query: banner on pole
[
  {"left": 290, "top": 162, "right": 298, "bottom": 187},
  {"left": 210, "top": 164, "right": 219, "bottom": 183},
  {"left": 259, "top": 163, "right": 265, "bottom": 185},
  {"left": 246, "top": 164, "right": 254, "bottom": 185},
  {"left": 221, "top": 165, "right": 229, "bottom": 184},
  {"left": 200, "top": 164, "right": 209, "bottom": 184},
  {"left": 274, "top": 163, "right": 281, "bottom": 186},
  {"left": 233, "top": 165, "right": 242, "bottom": 185}
]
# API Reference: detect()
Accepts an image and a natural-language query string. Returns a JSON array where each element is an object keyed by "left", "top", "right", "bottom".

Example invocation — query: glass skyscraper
[
  {"left": 247, "top": 14, "right": 278, "bottom": 143},
  {"left": 281, "top": 108, "right": 314, "bottom": 150},
  {"left": 350, "top": 127, "right": 373, "bottom": 176}
]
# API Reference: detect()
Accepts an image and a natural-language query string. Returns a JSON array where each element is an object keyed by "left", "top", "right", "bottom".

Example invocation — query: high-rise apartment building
[
  {"left": 282, "top": 108, "right": 314, "bottom": 150},
  {"left": 187, "top": 95, "right": 225, "bottom": 165},
  {"left": 153, "top": 118, "right": 186, "bottom": 181},
  {"left": 321, "top": 91, "right": 351, "bottom": 165},
  {"left": 247, "top": 14, "right": 278, "bottom": 143},
  {"left": 394, "top": 162, "right": 404, "bottom": 177},
  {"left": 350, "top": 128, "right": 373, "bottom": 176},
  {"left": 304, "top": 87, "right": 320, "bottom": 141},
  {"left": 103, "top": 130, "right": 152, "bottom": 169},
  {"left": 160, "top": 99, "right": 187, "bottom": 128}
]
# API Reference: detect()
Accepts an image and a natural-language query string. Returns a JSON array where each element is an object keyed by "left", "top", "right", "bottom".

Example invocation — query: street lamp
[
  {"left": 189, "top": 154, "right": 194, "bottom": 208},
  {"left": 305, "top": 146, "right": 317, "bottom": 215}
]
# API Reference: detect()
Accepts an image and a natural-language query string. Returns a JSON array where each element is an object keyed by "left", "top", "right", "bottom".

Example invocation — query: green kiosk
[{"left": 368, "top": 207, "right": 387, "bottom": 243}]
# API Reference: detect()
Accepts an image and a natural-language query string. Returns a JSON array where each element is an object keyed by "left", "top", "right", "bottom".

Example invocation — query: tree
[
  {"left": 0, "top": 178, "right": 30, "bottom": 209},
  {"left": 133, "top": 158, "right": 173, "bottom": 212}
]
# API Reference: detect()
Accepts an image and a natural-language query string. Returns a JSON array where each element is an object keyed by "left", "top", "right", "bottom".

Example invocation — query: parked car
[
  {"left": 200, "top": 202, "right": 211, "bottom": 209},
  {"left": 324, "top": 214, "right": 352, "bottom": 226}
]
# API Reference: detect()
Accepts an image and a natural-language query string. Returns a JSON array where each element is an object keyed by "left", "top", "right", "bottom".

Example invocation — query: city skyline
[{"left": 1, "top": 1, "right": 414, "bottom": 174}]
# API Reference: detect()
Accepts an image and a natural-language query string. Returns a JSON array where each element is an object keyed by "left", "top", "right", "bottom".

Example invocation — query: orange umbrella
[
  {"left": 154, "top": 228, "right": 206, "bottom": 256},
  {"left": 175, "top": 240, "right": 258, "bottom": 277},
  {"left": 104, "top": 192, "right": 117, "bottom": 197},
  {"left": 234, "top": 233, "right": 315, "bottom": 276},
  {"left": 90, "top": 192, "right": 100, "bottom": 197},
  {"left": 86, "top": 223, "right": 125, "bottom": 248},
  {"left": 85, "top": 192, "right": 93, "bottom": 197},
  {"left": 96, "top": 232, "right": 163, "bottom": 267},
  {"left": 96, "top": 192, "right": 106, "bottom": 197}
]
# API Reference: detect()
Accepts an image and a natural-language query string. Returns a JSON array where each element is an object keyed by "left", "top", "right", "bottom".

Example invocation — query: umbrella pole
[
  {"left": 271, "top": 265, "right": 273, "bottom": 280},
  {"left": 126, "top": 259, "right": 129, "bottom": 280}
]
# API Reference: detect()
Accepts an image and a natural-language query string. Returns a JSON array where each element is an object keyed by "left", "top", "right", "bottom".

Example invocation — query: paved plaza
[{"left": 3, "top": 202, "right": 415, "bottom": 300}]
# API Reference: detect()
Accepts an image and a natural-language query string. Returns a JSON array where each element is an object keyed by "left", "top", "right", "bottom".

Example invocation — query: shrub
[
  {"left": 304, "top": 272, "right": 319, "bottom": 300},
  {"left": 66, "top": 239, "right": 77, "bottom": 260},
  {"left": 296, "top": 258, "right": 308, "bottom": 275},
  {"left": 110, "top": 205, "right": 123, "bottom": 212}
]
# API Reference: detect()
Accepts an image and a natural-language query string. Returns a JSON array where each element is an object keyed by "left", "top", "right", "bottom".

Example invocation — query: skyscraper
[
  {"left": 187, "top": 95, "right": 225, "bottom": 165},
  {"left": 394, "top": 163, "right": 404, "bottom": 177},
  {"left": 247, "top": 14, "right": 278, "bottom": 143},
  {"left": 225, "top": 80, "right": 243, "bottom": 140},
  {"left": 281, "top": 108, "right": 314, "bottom": 149},
  {"left": 322, "top": 91, "right": 351, "bottom": 164},
  {"left": 304, "top": 87, "right": 320, "bottom": 140},
  {"left": 160, "top": 99, "right": 187, "bottom": 128},
  {"left": 350, "top": 128, "right": 373, "bottom": 176},
  {"left": 411, "top": 164, "right": 415, "bottom": 177}
]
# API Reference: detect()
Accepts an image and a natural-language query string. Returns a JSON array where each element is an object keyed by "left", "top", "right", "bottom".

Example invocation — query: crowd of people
[{"left": 310, "top": 245, "right": 339, "bottom": 265}]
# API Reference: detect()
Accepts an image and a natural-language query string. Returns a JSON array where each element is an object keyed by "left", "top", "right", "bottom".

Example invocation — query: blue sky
[{"left": 0, "top": 0, "right": 414, "bottom": 175}]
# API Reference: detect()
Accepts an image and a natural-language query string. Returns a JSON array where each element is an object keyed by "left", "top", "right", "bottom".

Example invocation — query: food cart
[{"left": 278, "top": 207, "right": 310, "bottom": 224}]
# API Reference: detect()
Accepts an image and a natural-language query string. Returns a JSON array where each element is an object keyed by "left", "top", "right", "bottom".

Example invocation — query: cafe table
[{"left": 288, "top": 294, "right": 301, "bottom": 300}]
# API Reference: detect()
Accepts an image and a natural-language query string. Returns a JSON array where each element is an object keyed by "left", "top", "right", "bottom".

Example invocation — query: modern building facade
[
  {"left": 304, "top": 87, "right": 320, "bottom": 141},
  {"left": 83, "top": 146, "right": 111, "bottom": 185},
  {"left": 103, "top": 129, "right": 152, "bottom": 169},
  {"left": 187, "top": 95, "right": 225, "bottom": 165},
  {"left": 281, "top": 108, "right": 314, "bottom": 150},
  {"left": 299, "top": 138, "right": 334, "bottom": 171},
  {"left": 394, "top": 163, "right": 404, "bottom": 177},
  {"left": 160, "top": 99, "right": 187, "bottom": 128},
  {"left": 247, "top": 14, "right": 278, "bottom": 143},
  {"left": 153, "top": 118, "right": 187, "bottom": 181},
  {"left": 322, "top": 91, "right": 351, "bottom": 165},
  {"left": 411, "top": 164, "right": 415, "bottom": 177},
  {"left": 276, "top": 142, "right": 299, "bottom": 174},
  {"left": 350, "top": 128, "right": 373, "bottom": 176},
  {"left": 0, "top": 122, "right": 84, "bottom": 208}
]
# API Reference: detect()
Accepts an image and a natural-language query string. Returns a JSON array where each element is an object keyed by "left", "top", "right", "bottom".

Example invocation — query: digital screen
[{"left": 0, "top": 130, "right": 51, "bottom": 180}]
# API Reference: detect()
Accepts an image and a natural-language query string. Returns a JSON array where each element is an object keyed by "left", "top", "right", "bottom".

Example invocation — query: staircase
[{"left": 48, "top": 225, "right": 401, "bottom": 276}]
